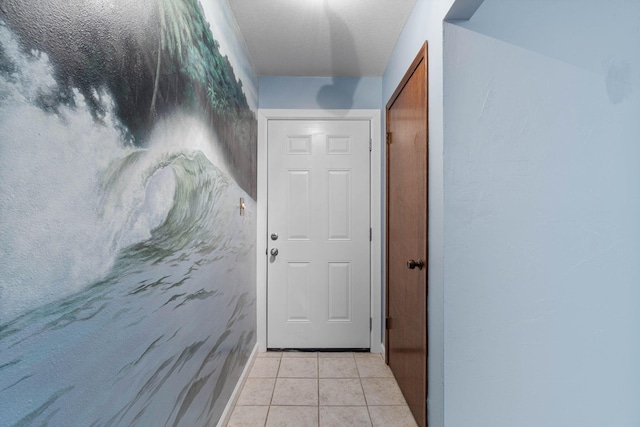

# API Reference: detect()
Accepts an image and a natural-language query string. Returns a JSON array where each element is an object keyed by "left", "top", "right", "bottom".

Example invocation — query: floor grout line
[{"left": 229, "top": 351, "right": 416, "bottom": 426}]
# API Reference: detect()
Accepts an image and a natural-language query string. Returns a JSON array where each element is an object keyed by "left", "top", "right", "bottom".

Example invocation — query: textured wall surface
[
  {"left": 444, "top": 1, "right": 640, "bottom": 425},
  {"left": 0, "top": 0, "right": 257, "bottom": 425}
]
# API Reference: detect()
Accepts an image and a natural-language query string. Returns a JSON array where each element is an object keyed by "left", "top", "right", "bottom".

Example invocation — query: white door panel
[{"left": 267, "top": 120, "right": 370, "bottom": 349}]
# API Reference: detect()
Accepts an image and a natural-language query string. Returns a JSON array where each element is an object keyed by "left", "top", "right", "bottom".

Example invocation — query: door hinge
[
  {"left": 369, "top": 138, "right": 372, "bottom": 151},
  {"left": 370, "top": 228, "right": 372, "bottom": 241},
  {"left": 370, "top": 317, "right": 372, "bottom": 331},
  {"left": 386, "top": 132, "right": 392, "bottom": 145},
  {"left": 385, "top": 317, "right": 391, "bottom": 330}
]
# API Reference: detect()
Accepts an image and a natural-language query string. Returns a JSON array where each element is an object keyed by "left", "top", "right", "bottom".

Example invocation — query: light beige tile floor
[{"left": 227, "top": 352, "right": 418, "bottom": 427}]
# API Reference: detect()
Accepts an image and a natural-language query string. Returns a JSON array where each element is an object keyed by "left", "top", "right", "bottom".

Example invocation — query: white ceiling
[{"left": 227, "top": 0, "right": 418, "bottom": 77}]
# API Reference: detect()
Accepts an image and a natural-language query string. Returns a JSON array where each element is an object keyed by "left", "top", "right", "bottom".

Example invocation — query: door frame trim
[{"left": 257, "top": 109, "right": 382, "bottom": 353}]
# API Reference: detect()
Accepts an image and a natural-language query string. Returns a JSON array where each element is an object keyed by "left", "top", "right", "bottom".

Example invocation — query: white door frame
[{"left": 257, "top": 109, "right": 382, "bottom": 353}]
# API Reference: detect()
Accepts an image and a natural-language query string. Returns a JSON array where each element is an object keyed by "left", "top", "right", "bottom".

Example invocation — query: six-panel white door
[{"left": 267, "top": 120, "right": 370, "bottom": 349}]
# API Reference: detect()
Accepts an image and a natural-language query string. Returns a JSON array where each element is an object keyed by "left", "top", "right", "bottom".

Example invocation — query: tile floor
[{"left": 227, "top": 351, "right": 418, "bottom": 427}]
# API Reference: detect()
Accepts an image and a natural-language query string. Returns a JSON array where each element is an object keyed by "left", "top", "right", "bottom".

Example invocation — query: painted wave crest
[{"left": 0, "top": 21, "right": 234, "bottom": 322}]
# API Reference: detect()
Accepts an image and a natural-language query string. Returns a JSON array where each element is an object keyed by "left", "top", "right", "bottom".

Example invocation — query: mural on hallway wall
[{"left": 0, "top": 0, "right": 257, "bottom": 425}]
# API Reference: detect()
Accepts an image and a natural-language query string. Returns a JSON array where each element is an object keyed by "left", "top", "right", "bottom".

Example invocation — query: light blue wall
[
  {"left": 444, "top": 1, "right": 640, "bottom": 426},
  {"left": 259, "top": 76, "right": 382, "bottom": 109}
]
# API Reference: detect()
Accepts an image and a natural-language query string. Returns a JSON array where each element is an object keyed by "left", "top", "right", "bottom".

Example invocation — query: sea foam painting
[{"left": 0, "top": 0, "right": 257, "bottom": 425}]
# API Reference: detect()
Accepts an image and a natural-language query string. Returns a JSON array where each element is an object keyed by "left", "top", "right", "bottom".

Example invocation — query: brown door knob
[{"left": 407, "top": 259, "right": 424, "bottom": 270}]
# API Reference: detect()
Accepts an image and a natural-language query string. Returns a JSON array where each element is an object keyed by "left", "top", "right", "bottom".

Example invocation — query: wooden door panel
[{"left": 386, "top": 42, "right": 428, "bottom": 427}]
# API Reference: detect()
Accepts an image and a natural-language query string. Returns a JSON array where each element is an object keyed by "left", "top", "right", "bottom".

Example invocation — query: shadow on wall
[{"left": 317, "top": 0, "right": 360, "bottom": 110}]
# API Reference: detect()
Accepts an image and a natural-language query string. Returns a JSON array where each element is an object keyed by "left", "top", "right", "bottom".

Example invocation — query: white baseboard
[
  {"left": 216, "top": 343, "right": 259, "bottom": 427},
  {"left": 380, "top": 342, "right": 386, "bottom": 363}
]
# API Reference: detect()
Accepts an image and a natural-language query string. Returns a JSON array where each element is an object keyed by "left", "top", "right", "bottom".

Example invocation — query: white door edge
[{"left": 257, "top": 109, "right": 382, "bottom": 353}]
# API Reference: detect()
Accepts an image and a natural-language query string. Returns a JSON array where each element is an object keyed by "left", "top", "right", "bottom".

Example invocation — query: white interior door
[{"left": 267, "top": 119, "right": 370, "bottom": 349}]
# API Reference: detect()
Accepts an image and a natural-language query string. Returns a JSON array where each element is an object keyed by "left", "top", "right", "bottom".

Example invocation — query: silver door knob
[
  {"left": 407, "top": 259, "right": 424, "bottom": 270},
  {"left": 271, "top": 233, "right": 279, "bottom": 241},
  {"left": 270, "top": 248, "right": 279, "bottom": 256}
]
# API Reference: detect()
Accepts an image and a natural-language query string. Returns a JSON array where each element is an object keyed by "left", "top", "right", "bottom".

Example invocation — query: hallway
[{"left": 227, "top": 352, "right": 418, "bottom": 426}]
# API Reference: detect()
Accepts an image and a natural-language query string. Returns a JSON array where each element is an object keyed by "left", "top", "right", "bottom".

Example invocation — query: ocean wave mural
[{"left": 0, "top": 0, "right": 257, "bottom": 425}]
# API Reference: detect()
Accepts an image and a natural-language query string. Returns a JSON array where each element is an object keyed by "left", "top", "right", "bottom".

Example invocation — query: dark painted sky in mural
[{"left": 0, "top": 0, "right": 256, "bottom": 197}]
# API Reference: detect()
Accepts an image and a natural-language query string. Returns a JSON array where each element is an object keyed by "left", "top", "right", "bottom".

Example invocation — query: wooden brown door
[{"left": 385, "top": 42, "right": 428, "bottom": 427}]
